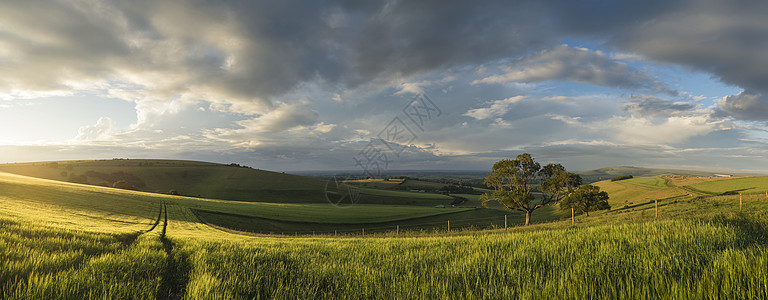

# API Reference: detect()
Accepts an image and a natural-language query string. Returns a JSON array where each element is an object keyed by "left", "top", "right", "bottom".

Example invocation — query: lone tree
[
  {"left": 559, "top": 184, "right": 610, "bottom": 217},
  {"left": 482, "top": 153, "right": 580, "bottom": 226}
]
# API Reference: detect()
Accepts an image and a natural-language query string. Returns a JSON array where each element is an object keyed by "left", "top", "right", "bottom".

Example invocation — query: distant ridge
[
  {"left": 0, "top": 159, "right": 328, "bottom": 203},
  {"left": 578, "top": 166, "right": 720, "bottom": 183},
  {"left": 0, "top": 159, "right": 454, "bottom": 206}
]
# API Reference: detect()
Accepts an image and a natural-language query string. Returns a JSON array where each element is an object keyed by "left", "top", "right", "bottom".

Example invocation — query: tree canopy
[
  {"left": 482, "top": 153, "right": 581, "bottom": 226},
  {"left": 559, "top": 184, "right": 610, "bottom": 217}
]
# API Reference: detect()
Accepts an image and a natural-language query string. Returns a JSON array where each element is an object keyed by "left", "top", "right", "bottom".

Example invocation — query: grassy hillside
[
  {"left": 0, "top": 159, "right": 456, "bottom": 206},
  {"left": 684, "top": 176, "right": 768, "bottom": 195},
  {"left": 620, "top": 176, "right": 669, "bottom": 189},
  {"left": 0, "top": 172, "right": 483, "bottom": 227},
  {"left": 579, "top": 166, "right": 719, "bottom": 183},
  {"left": 3, "top": 171, "right": 768, "bottom": 298}
]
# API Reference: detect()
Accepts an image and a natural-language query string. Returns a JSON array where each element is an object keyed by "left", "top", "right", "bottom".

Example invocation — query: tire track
[
  {"left": 158, "top": 202, "right": 191, "bottom": 300},
  {"left": 146, "top": 202, "right": 164, "bottom": 232}
]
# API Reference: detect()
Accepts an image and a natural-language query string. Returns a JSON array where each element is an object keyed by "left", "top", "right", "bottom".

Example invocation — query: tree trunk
[
  {"left": 525, "top": 210, "right": 531, "bottom": 226},
  {"left": 585, "top": 209, "right": 589, "bottom": 217}
]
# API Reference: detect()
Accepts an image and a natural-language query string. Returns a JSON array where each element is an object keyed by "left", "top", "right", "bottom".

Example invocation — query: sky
[{"left": 0, "top": 0, "right": 767, "bottom": 174}]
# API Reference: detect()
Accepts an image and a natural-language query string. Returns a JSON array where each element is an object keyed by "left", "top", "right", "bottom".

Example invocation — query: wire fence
[
  {"left": 193, "top": 209, "right": 524, "bottom": 236},
  {"left": 195, "top": 192, "right": 768, "bottom": 237}
]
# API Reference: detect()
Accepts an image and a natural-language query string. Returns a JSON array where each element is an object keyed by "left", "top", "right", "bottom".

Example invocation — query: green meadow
[
  {"left": 685, "top": 176, "right": 768, "bottom": 195},
  {"left": 2, "top": 166, "right": 768, "bottom": 298}
]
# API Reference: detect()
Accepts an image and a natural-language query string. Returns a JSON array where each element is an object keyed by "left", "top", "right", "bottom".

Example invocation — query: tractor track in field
[
  {"left": 146, "top": 202, "right": 163, "bottom": 232},
  {"left": 157, "top": 202, "right": 191, "bottom": 300}
]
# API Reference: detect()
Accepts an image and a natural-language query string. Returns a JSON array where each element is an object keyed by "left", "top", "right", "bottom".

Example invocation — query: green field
[
  {"left": 3, "top": 170, "right": 768, "bottom": 298},
  {"left": 685, "top": 176, "right": 768, "bottom": 195},
  {"left": 0, "top": 160, "right": 456, "bottom": 206},
  {"left": 621, "top": 176, "right": 669, "bottom": 189},
  {"left": 578, "top": 166, "right": 719, "bottom": 183}
]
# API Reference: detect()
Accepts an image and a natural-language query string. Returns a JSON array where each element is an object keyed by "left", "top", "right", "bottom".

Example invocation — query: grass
[
  {"left": 3, "top": 171, "right": 768, "bottom": 298},
  {"left": 0, "top": 203, "right": 166, "bottom": 299},
  {"left": 685, "top": 176, "right": 768, "bottom": 195},
  {"left": 171, "top": 215, "right": 768, "bottom": 299},
  {"left": 621, "top": 176, "right": 669, "bottom": 189},
  {"left": 578, "top": 166, "right": 719, "bottom": 183},
  {"left": 192, "top": 207, "right": 536, "bottom": 235},
  {"left": 0, "top": 160, "right": 456, "bottom": 206}
]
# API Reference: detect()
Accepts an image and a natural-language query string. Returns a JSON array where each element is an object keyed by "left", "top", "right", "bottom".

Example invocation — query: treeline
[{"left": 611, "top": 175, "right": 634, "bottom": 181}]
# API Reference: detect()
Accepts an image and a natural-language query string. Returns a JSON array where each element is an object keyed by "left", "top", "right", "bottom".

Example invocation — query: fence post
[
  {"left": 447, "top": 220, "right": 450, "bottom": 232},
  {"left": 504, "top": 215, "right": 508, "bottom": 231},
  {"left": 740, "top": 194, "right": 743, "bottom": 212},
  {"left": 655, "top": 199, "right": 658, "bottom": 218},
  {"left": 362, "top": 228, "right": 365, "bottom": 235},
  {"left": 571, "top": 207, "right": 574, "bottom": 225},
  {"left": 396, "top": 225, "right": 399, "bottom": 235}
]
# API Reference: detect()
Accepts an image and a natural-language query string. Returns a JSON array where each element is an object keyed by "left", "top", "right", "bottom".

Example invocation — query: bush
[{"left": 611, "top": 175, "right": 633, "bottom": 181}]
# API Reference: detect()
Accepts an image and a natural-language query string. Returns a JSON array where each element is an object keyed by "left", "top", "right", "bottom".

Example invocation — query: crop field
[{"left": 3, "top": 171, "right": 768, "bottom": 298}]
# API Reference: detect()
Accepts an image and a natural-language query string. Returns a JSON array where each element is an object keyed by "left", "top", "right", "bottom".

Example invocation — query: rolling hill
[
  {"left": 3, "top": 170, "right": 768, "bottom": 298},
  {"left": 0, "top": 159, "right": 454, "bottom": 206},
  {"left": 579, "top": 166, "right": 721, "bottom": 183}
]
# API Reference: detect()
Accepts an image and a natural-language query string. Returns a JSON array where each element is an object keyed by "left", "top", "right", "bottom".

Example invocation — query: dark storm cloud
[
  {"left": 0, "top": 0, "right": 563, "bottom": 114},
  {"left": 716, "top": 91, "right": 768, "bottom": 121},
  {"left": 3, "top": 0, "right": 763, "bottom": 110},
  {"left": 3, "top": 0, "right": 768, "bottom": 172}
]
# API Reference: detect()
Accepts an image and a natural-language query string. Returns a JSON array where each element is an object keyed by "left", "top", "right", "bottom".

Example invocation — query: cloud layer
[{"left": 0, "top": 0, "right": 767, "bottom": 173}]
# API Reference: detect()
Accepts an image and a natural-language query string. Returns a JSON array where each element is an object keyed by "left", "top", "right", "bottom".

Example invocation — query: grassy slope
[
  {"left": 0, "top": 172, "right": 469, "bottom": 226},
  {"left": 0, "top": 159, "right": 454, "bottom": 206},
  {"left": 579, "top": 166, "right": 718, "bottom": 183},
  {"left": 172, "top": 218, "right": 768, "bottom": 299},
  {"left": 620, "top": 176, "right": 669, "bottom": 189},
  {"left": 685, "top": 176, "right": 768, "bottom": 195},
  {"left": 4, "top": 172, "right": 768, "bottom": 298}
]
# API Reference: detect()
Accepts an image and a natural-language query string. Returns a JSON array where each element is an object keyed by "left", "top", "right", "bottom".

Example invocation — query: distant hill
[
  {"left": 0, "top": 159, "right": 328, "bottom": 203},
  {"left": 0, "top": 159, "right": 454, "bottom": 206},
  {"left": 578, "top": 166, "right": 720, "bottom": 183}
]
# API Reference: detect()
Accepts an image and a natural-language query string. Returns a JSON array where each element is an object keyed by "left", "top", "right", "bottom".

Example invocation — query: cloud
[
  {"left": 236, "top": 103, "right": 319, "bottom": 133},
  {"left": 74, "top": 117, "right": 116, "bottom": 141},
  {"left": 716, "top": 91, "right": 768, "bottom": 121},
  {"left": 3, "top": 0, "right": 768, "bottom": 173},
  {"left": 463, "top": 96, "right": 525, "bottom": 120},
  {"left": 0, "top": 1, "right": 563, "bottom": 114},
  {"left": 604, "top": 2, "right": 768, "bottom": 100},
  {"left": 601, "top": 116, "right": 717, "bottom": 145},
  {"left": 623, "top": 95, "right": 697, "bottom": 118},
  {"left": 203, "top": 102, "right": 332, "bottom": 147},
  {"left": 473, "top": 45, "right": 670, "bottom": 92}
]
